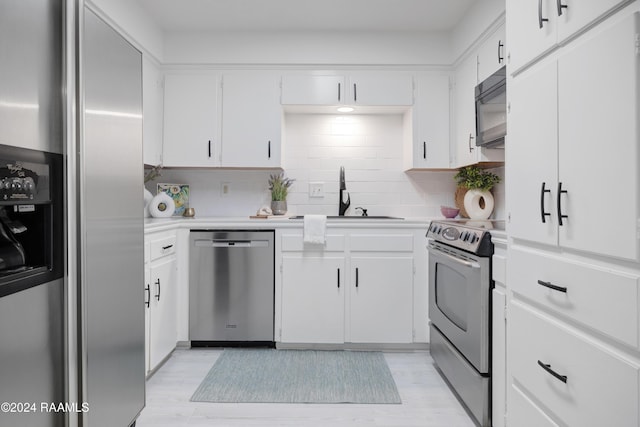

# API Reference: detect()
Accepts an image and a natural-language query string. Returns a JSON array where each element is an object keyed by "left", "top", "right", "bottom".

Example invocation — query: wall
[
  {"left": 163, "top": 31, "right": 452, "bottom": 66},
  {"left": 145, "top": 114, "right": 465, "bottom": 219}
]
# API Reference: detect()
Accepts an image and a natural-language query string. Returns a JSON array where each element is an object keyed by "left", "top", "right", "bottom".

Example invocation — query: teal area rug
[{"left": 190, "top": 349, "right": 401, "bottom": 404}]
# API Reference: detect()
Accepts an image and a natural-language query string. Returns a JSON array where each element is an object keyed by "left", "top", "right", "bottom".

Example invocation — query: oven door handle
[{"left": 428, "top": 246, "right": 481, "bottom": 269}]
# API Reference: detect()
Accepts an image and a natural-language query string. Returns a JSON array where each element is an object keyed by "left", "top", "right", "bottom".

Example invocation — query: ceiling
[{"left": 135, "top": 0, "right": 478, "bottom": 33}]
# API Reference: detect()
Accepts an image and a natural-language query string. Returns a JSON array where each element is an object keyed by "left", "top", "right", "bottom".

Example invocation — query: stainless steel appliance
[
  {"left": 475, "top": 66, "right": 506, "bottom": 147},
  {"left": 190, "top": 230, "right": 275, "bottom": 345},
  {"left": 77, "top": 7, "right": 145, "bottom": 427},
  {"left": 0, "top": 1, "right": 65, "bottom": 426},
  {"left": 427, "top": 220, "right": 502, "bottom": 427}
]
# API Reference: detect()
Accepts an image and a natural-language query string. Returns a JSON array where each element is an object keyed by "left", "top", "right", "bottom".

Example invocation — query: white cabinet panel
[
  {"left": 506, "top": 60, "right": 558, "bottom": 246},
  {"left": 509, "top": 301, "right": 639, "bottom": 427},
  {"left": 557, "top": 12, "right": 640, "bottom": 260},
  {"left": 281, "top": 75, "right": 344, "bottom": 105},
  {"left": 280, "top": 256, "right": 345, "bottom": 343},
  {"left": 347, "top": 73, "right": 413, "bottom": 106},
  {"left": 148, "top": 255, "right": 177, "bottom": 370},
  {"left": 142, "top": 57, "right": 163, "bottom": 166},
  {"left": 509, "top": 384, "right": 560, "bottom": 427},
  {"left": 349, "top": 257, "right": 413, "bottom": 343},
  {"left": 492, "top": 288, "right": 506, "bottom": 427},
  {"left": 221, "top": 73, "right": 281, "bottom": 168},
  {"left": 477, "top": 23, "right": 506, "bottom": 83},
  {"left": 454, "top": 54, "right": 478, "bottom": 168},
  {"left": 556, "top": 0, "right": 631, "bottom": 43},
  {"left": 163, "top": 73, "right": 220, "bottom": 167},
  {"left": 506, "top": 0, "right": 557, "bottom": 72}
]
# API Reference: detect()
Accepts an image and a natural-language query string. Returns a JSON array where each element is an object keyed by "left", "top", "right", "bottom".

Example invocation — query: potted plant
[
  {"left": 454, "top": 166, "right": 501, "bottom": 219},
  {"left": 268, "top": 172, "right": 294, "bottom": 215}
]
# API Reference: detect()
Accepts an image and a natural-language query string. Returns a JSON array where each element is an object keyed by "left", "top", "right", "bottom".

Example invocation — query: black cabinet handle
[
  {"left": 337, "top": 268, "right": 340, "bottom": 288},
  {"left": 145, "top": 285, "right": 150, "bottom": 308},
  {"left": 423, "top": 141, "right": 426, "bottom": 159},
  {"left": 268, "top": 140, "right": 271, "bottom": 158},
  {"left": 162, "top": 244, "right": 173, "bottom": 250},
  {"left": 498, "top": 40, "right": 504, "bottom": 64},
  {"left": 155, "top": 278, "right": 161, "bottom": 301},
  {"left": 557, "top": 182, "right": 568, "bottom": 226},
  {"left": 208, "top": 140, "right": 212, "bottom": 158},
  {"left": 556, "top": 0, "right": 568, "bottom": 16},
  {"left": 353, "top": 83, "right": 357, "bottom": 102},
  {"left": 540, "top": 182, "right": 551, "bottom": 223},
  {"left": 338, "top": 83, "right": 341, "bottom": 102},
  {"left": 355, "top": 268, "right": 359, "bottom": 288},
  {"left": 538, "top": 0, "right": 549, "bottom": 28},
  {"left": 537, "top": 360, "right": 567, "bottom": 383},
  {"left": 537, "top": 280, "right": 567, "bottom": 293},
  {"left": 468, "top": 133, "right": 475, "bottom": 153}
]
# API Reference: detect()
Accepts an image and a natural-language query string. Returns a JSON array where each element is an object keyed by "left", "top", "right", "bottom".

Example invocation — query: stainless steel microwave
[{"left": 475, "top": 66, "right": 506, "bottom": 147}]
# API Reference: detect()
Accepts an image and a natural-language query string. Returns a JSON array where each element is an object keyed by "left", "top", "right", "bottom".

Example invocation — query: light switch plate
[
  {"left": 221, "top": 182, "right": 231, "bottom": 197},
  {"left": 309, "top": 182, "right": 324, "bottom": 198}
]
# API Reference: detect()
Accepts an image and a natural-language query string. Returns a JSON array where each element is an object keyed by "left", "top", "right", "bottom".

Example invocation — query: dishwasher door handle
[{"left": 194, "top": 239, "right": 270, "bottom": 248}]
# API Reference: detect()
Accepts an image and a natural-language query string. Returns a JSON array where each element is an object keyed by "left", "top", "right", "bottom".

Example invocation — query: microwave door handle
[{"left": 428, "top": 246, "right": 480, "bottom": 269}]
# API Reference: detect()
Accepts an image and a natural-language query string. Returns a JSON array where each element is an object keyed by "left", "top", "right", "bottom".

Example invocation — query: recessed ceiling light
[{"left": 336, "top": 106, "right": 354, "bottom": 113}]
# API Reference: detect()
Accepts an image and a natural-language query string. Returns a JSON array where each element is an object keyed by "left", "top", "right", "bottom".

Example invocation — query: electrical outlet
[
  {"left": 221, "top": 182, "right": 231, "bottom": 197},
  {"left": 309, "top": 182, "right": 324, "bottom": 198}
]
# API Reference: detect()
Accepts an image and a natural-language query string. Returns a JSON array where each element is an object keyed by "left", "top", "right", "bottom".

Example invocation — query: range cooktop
[{"left": 426, "top": 219, "right": 504, "bottom": 256}]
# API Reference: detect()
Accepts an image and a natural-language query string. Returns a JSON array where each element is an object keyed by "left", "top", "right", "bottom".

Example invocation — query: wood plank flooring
[{"left": 136, "top": 349, "right": 475, "bottom": 427}]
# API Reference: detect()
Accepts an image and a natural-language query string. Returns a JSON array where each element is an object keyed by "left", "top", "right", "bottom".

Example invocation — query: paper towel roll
[
  {"left": 144, "top": 188, "right": 154, "bottom": 218},
  {"left": 149, "top": 193, "right": 175, "bottom": 218}
]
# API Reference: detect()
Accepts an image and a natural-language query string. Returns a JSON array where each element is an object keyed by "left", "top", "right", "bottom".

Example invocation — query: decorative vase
[
  {"left": 454, "top": 186, "right": 470, "bottom": 218},
  {"left": 463, "top": 189, "right": 494, "bottom": 220},
  {"left": 271, "top": 200, "right": 287, "bottom": 215}
]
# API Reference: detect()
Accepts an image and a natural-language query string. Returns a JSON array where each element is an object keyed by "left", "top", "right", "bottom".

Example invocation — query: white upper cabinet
[
  {"left": 404, "top": 73, "right": 451, "bottom": 169},
  {"left": 281, "top": 72, "right": 413, "bottom": 106},
  {"left": 220, "top": 73, "right": 281, "bottom": 168},
  {"left": 453, "top": 54, "right": 479, "bottom": 168},
  {"left": 508, "top": 12, "right": 640, "bottom": 261},
  {"left": 163, "top": 73, "right": 221, "bottom": 167},
  {"left": 477, "top": 22, "right": 506, "bottom": 83},
  {"left": 507, "top": 0, "right": 630, "bottom": 73},
  {"left": 142, "top": 57, "right": 163, "bottom": 166},
  {"left": 281, "top": 75, "right": 345, "bottom": 105},
  {"left": 347, "top": 73, "right": 414, "bottom": 106}
]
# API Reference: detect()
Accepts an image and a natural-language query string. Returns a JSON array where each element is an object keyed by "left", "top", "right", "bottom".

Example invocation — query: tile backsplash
[{"left": 146, "top": 113, "right": 505, "bottom": 219}]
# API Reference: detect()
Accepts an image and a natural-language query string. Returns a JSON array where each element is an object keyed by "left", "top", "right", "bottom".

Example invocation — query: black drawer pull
[
  {"left": 337, "top": 268, "right": 340, "bottom": 288},
  {"left": 538, "top": 360, "right": 567, "bottom": 383},
  {"left": 355, "top": 268, "right": 359, "bottom": 288},
  {"left": 162, "top": 244, "right": 173, "bottom": 250},
  {"left": 557, "top": 182, "right": 568, "bottom": 226},
  {"left": 155, "top": 278, "right": 161, "bottom": 301},
  {"left": 145, "top": 285, "right": 150, "bottom": 308},
  {"left": 537, "top": 279, "right": 567, "bottom": 293},
  {"left": 540, "top": 182, "right": 551, "bottom": 223}
]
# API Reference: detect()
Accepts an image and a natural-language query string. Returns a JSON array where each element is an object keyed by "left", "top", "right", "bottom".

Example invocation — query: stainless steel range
[{"left": 427, "top": 220, "right": 502, "bottom": 427}]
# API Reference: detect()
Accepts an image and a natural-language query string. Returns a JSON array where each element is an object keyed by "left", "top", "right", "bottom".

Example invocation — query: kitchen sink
[{"left": 289, "top": 215, "right": 403, "bottom": 220}]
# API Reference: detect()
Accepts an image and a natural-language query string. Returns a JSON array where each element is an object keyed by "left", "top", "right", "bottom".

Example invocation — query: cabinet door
[
  {"left": 349, "top": 257, "right": 413, "bottom": 343},
  {"left": 556, "top": 0, "right": 630, "bottom": 43},
  {"left": 144, "top": 265, "right": 151, "bottom": 375},
  {"left": 507, "top": 60, "right": 558, "bottom": 246},
  {"left": 454, "top": 54, "right": 478, "bottom": 167},
  {"left": 281, "top": 75, "right": 344, "bottom": 105},
  {"left": 506, "top": 0, "right": 557, "bottom": 73},
  {"left": 221, "top": 73, "right": 281, "bottom": 167},
  {"left": 492, "top": 288, "right": 507, "bottom": 427},
  {"left": 411, "top": 74, "right": 450, "bottom": 168},
  {"left": 163, "top": 73, "right": 220, "bottom": 167},
  {"left": 557, "top": 13, "right": 640, "bottom": 261},
  {"left": 477, "top": 23, "right": 506, "bottom": 83},
  {"left": 142, "top": 57, "right": 163, "bottom": 166},
  {"left": 280, "top": 256, "right": 345, "bottom": 343},
  {"left": 348, "top": 73, "right": 414, "bottom": 106},
  {"left": 149, "top": 256, "right": 177, "bottom": 370}
]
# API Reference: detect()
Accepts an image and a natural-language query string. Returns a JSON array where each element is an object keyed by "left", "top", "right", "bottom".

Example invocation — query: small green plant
[
  {"left": 454, "top": 165, "right": 501, "bottom": 191},
  {"left": 268, "top": 172, "right": 294, "bottom": 201},
  {"left": 144, "top": 165, "right": 162, "bottom": 183}
]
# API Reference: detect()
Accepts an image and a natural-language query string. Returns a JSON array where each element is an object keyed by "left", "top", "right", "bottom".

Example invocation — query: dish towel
[{"left": 303, "top": 215, "right": 327, "bottom": 245}]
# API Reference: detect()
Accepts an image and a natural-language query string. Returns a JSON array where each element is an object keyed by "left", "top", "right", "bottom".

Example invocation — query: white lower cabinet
[
  {"left": 145, "top": 231, "right": 178, "bottom": 375},
  {"left": 280, "top": 256, "right": 345, "bottom": 343},
  {"left": 277, "top": 228, "right": 422, "bottom": 346}
]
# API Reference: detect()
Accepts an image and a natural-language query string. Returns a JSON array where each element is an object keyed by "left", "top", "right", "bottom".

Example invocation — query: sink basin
[{"left": 289, "top": 215, "right": 403, "bottom": 220}]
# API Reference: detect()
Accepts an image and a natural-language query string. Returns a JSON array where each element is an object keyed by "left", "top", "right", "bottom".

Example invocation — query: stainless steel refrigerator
[{"left": 78, "top": 5, "right": 145, "bottom": 427}]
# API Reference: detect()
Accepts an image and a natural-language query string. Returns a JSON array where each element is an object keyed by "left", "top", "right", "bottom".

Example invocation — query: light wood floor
[{"left": 136, "top": 348, "right": 476, "bottom": 427}]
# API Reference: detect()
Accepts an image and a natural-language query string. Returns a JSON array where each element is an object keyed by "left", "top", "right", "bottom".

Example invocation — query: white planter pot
[{"left": 463, "top": 189, "right": 494, "bottom": 220}]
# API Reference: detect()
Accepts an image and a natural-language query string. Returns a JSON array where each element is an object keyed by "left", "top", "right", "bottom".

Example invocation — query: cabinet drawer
[
  {"left": 509, "top": 384, "right": 559, "bottom": 427},
  {"left": 510, "top": 246, "right": 640, "bottom": 348},
  {"left": 509, "top": 302, "right": 639, "bottom": 427},
  {"left": 280, "top": 233, "right": 345, "bottom": 252},
  {"left": 350, "top": 234, "right": 413, "bottom": 252},
  {"left": 149, "top": 234, "right": 177, "bottom": 261}
]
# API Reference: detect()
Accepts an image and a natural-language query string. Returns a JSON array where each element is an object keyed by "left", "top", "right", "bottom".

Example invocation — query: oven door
[{"left": 428, "top": 242, "right": 491, "bottom": 373}]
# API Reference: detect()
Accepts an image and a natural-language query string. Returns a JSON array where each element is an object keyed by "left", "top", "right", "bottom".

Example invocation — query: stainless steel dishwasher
[{"left": 189, "top": 230, "right": 275, "bottom": 346}]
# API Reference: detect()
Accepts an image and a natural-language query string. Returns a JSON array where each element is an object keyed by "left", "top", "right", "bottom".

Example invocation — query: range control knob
[{"left": 469, "top": 233, "right": 478, "bottom": 244}]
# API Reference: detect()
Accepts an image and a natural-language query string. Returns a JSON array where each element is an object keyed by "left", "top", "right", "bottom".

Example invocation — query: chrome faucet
[{"left": 339, "top": 166, "right": 351, "bottom": 216}]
